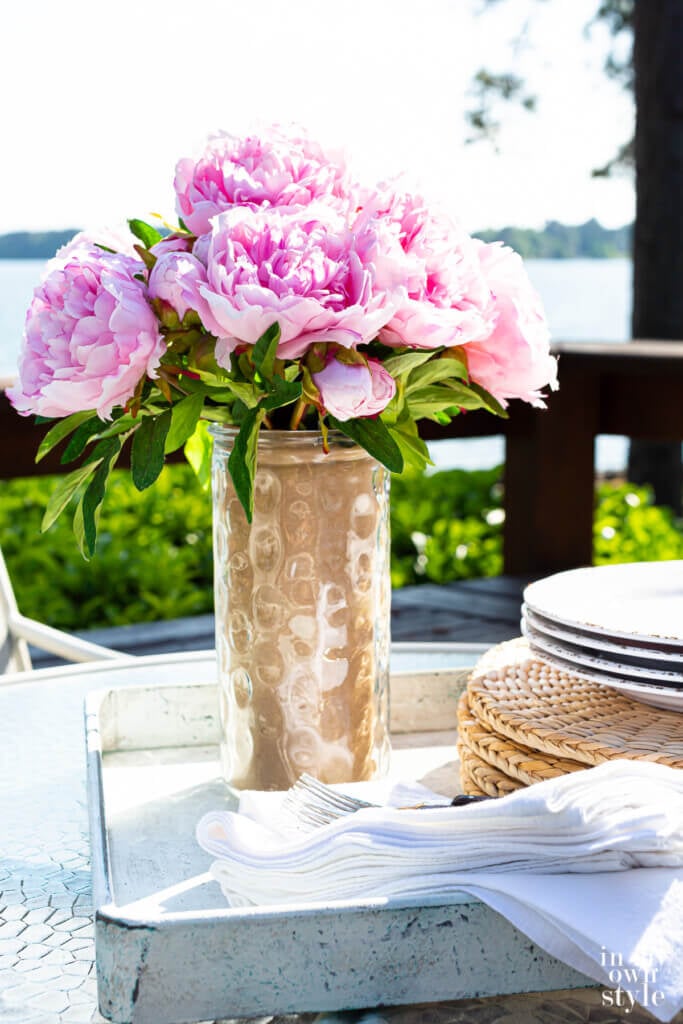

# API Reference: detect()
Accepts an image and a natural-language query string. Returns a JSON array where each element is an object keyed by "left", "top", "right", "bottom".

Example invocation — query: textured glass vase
[{"left": 210, "top": 426, "right": 391, "bottom": 790}]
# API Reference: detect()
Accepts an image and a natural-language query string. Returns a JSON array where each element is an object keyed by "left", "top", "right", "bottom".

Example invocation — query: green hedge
[{"left": 1, "top": 465, "right": 682, "bottom": 630}]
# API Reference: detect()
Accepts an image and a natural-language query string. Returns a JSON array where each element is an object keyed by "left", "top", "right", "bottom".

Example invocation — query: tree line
[
  {"left": 0, "top": 220, "right": 632, "bottom": 261},
  {"left": 475, "top": 218, "right": 631, "bottom": 259}
]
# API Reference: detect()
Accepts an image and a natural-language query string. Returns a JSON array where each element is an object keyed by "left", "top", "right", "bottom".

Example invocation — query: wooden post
[{"left": 503, "top": 359, "right": 599, "bottom": 576}]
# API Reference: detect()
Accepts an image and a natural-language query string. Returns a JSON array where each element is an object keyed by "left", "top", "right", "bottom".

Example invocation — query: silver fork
[{"left": 280, "top": 773, "right": 489, "bottom": 831}]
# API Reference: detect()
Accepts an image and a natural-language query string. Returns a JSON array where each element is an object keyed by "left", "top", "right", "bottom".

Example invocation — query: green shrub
[
  {"left": 593, "top": 481, "right": 683, "bottom": 563},
  {"left": 389, "top": 466, "right": 503, "bottom": 587},
  {"left": 1, "top": 467, "right": 681, "bottom": 630},
  {"left": 1, "top": 466, "right": 214, "bottom": 630}
]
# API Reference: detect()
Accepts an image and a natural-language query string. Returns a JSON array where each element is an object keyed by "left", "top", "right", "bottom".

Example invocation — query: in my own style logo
[{"left": 601, "top": 947, "right": 665, "bottom": 1014}]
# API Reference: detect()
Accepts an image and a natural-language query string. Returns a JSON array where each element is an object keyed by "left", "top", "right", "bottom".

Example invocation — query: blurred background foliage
[{"left": 1, "top": 464, "right": 682, "bottom": 631}]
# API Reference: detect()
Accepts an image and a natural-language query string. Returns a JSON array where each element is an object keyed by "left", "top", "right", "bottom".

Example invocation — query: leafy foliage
[
  {"left": 2, "top": 469, "right": 680, "bottom": 632},
  {"left": 593, "top": 481, "right": 683, "bottom": 562},
  {"left": 1, "top": 466, "right": 214, "bottom": 630}
]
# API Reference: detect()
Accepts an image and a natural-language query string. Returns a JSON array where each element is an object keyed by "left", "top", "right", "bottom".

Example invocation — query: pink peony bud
[
  {"left": 312, "top": 356, "right": 396, "bottom": 421},
  {"left": 148, "top": 252, "right": 207, "bottom": 322}
]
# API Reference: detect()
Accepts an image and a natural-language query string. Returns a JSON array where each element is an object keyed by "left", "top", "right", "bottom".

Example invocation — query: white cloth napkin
[{"left": 197, "top": 760, "right": 683, "bottom": 1022}]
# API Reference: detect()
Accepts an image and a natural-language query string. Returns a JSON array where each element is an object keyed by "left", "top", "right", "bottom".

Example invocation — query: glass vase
[{"left": 210, "top": 426, "right": 391, "bottom": 790}]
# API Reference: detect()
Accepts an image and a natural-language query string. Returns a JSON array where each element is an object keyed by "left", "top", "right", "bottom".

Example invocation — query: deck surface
[{"left": 31, "top": 575, "right": 529, "bottom": 667}]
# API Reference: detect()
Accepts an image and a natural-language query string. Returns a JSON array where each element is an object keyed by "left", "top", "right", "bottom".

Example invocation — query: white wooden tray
[{"left": 85, "top": 665, "right": 592, "bottom": 1024}]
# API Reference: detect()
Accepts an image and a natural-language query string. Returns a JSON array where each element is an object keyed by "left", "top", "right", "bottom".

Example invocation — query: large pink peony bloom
[
  {"left": 312, "top": 356, "right": 396, "bottom": 421},
  {"left": 180, "top": 203, "right": 399, "bottom": 363},
  {"left": 175, "top": 127, "right": 351, "bottom": 236},
  {"left": 8, "top": 247, "right": 164, "bottom": 420},
  {"left": 369, "top": 190, "right": 494, "bottom": 350},
  {"left": 464, "top": 241, "right": 558, "bottom": 408}
]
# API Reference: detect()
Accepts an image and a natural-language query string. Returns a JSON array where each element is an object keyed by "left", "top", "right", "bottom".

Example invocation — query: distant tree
[{"left": 468, "top": 0, "right": 683, "bottom": 514}]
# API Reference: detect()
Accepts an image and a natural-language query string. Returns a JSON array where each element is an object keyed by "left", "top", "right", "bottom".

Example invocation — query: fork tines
[{"left": 280, "top": 773, "right": 376, "bottom": 830}]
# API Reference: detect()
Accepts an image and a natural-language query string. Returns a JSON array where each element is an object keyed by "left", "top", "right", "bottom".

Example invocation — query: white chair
[{"left": 0, "top": 546, "right": 127, "bottom": 674}]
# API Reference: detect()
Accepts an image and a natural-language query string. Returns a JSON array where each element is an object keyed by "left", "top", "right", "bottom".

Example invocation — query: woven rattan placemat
[
  {"left": 465, "top": 638, "right": 683, "bottom": 770},
  {"left": 457, "top": 693, "right": 586, "bottom": 787},
  {"left": 458, "top": 741, "right": 523, "bottom": 797}
]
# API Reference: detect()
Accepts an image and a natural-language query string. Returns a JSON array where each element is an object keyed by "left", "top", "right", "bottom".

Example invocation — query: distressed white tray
[{"left": 85, "top": 665, "right": 592, "bottom": 1024}]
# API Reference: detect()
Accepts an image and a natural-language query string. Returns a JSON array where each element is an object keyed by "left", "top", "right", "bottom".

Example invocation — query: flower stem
[{"left": 289, "top": 396, "right": 309, "bottom": 430}]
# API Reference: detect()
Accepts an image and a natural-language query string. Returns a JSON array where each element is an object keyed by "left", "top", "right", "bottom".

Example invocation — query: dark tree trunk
[{"left": 628, "top": 0, "right": 683, "bottom": 513}]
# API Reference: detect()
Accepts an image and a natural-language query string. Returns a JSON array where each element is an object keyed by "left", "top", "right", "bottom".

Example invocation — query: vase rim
[{"left": 209, "top": 424, "right": 359, "bottom": 448}]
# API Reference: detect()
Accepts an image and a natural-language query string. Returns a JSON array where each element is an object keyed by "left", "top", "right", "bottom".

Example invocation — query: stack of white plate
[{"left": 521, "top": 561, "right": 683, "bottom": 712}]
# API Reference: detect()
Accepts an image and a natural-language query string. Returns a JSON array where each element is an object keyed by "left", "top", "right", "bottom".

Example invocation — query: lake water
[{"left": 0, "top": 257, "right": 633, "bottom": 472}]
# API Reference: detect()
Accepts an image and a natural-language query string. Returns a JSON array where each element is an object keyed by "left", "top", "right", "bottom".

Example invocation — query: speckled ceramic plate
[
  {"left": 521, "top": 617, "right": 683, "bottom": 687},
  {"left": 524, "top": 561, "right": 683, "bottom": 647},
  {"left": 522, "top": 605, "right": 683, "bottom": 666},
  {"left": 520, "top": 636, "right": 683, "bottom": 712}
]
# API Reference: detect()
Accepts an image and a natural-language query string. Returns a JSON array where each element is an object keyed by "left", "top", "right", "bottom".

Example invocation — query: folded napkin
[{"left": 197, "top": 760, "right": 683, "bottom": 1022}]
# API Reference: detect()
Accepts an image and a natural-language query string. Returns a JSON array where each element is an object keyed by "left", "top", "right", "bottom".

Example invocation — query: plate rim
[
  {"left": 521, "top": 618, "right": 683, "bottom": 685},
  {"left": 522, "top": 605, "right": 683, "bottom": 665},
  {"left": 523, "top": 561, "right": 683, "bottom": 646}
]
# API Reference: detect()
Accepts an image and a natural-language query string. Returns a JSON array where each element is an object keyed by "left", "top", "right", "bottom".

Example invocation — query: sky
[{"left": 3, "top": 0, "right": 635, "bottom": 236}]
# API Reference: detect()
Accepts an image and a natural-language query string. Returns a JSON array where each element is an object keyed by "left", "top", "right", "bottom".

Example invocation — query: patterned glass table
[{"left": 0, "top": 649, "right": 670, "bottom": 1024}]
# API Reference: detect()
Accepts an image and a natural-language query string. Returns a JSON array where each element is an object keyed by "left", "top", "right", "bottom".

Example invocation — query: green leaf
[
  {"left": 406, "top": 381, "right": 502, "bottom": 419},
  {"left": 406, "top": 385, "right": 474, "bottom": 417},
  {"left": 189, "top": 371, "right": 260, "bottom": 408},
  {"left": 467, "top": 381, "right": 509, "bottom": 418},
  {"left": 260, "top": 377, "right": 302, "bottom": 412},
  {"left": 61, "top": 417, "right": 109, "bottom": 464},
  {"left": 405, "top": 358, "right": 469, "bottom": 393},
  {"left": 388, "top": 418, "right": 433, "bottom": 472},
  {"left": 228, "top": 407, "right": 266, "bottom": 522},
  {"left": 441, "top": 379, "right": 508, "bottom": 411},
  {"left": 72, "top": 498, "right": 87, "bottom": 560},
  {"left": 95, "top": 415, "right": 137, "bottom": 440},
  {"left": 80, "top": 437, "right": 122, "bottom": 556},
  {"left": 184, "top": 420, "right": 213, "bottom": 491},
  {"left": 382, "top": 351, "right": 434, "bottom": 378},
  {"left": 131, "top": 410, "right": 172, "bottom": 490},
  {"left": 42, "top": 461, "right": 100, "bottom": 532},
  {"left": 36, "top": 411, "right": 94, "bottom": 463},
  {"left": 165, "top": 393, "right": 204, "bottom": 454},
  {"left": 432, "top": 409, "right": 453, "bottom": 425},
  {"left": 328, "top": 415, "right": 404, "bottom": 474},
  {"left": 128, "top": 218, "right": 163, "bottom": 248},
  {"left": 251, "top": 323, "right": 281, "bottom": 382}
]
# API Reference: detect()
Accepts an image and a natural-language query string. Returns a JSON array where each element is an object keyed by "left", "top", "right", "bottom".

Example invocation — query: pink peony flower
[
  {"left": 175, "top": 127, "right": 351, "bottom": 236},
  {"left": 8, "top": 247, "right": 164, "bottom": 420},
  {"left": 181, "top": 203, "right": 398, "bottom": 363},
  {"left": 368, "top": 190, "right": 494, "bottom": 350},
  {"left": 148, "top": 251, "right": 206, "bottom": 321},
  {"left": 149, "top": 233, "right": 193, "bottom": 258},
  {"left": 312, "top": 356, "right": 396, "bottom": 421},
  {"left": 464, "top": 241, "right": 558, "bottom": 408}
]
